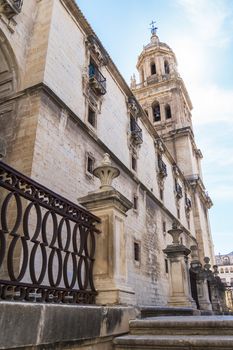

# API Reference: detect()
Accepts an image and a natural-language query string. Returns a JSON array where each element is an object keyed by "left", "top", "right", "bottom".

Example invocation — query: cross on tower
[{"left": 150, "top": 20, "right": 158, "bottom": 35}]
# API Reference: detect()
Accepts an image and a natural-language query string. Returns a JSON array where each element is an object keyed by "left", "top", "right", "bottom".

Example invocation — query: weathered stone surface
[{"left": 0, "top": 302, "right": 136, "bottom": 349}]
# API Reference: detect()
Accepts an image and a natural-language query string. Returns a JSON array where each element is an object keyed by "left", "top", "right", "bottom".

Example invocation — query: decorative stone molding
[
  {"left": 82, "top": 68, "right": 103, "bottom": 113},
  {"left": 86, "top": 35, "right": 109, "bottom": 66},
  {"left": 155, "top": 139, "right": 165, "bottom": 154},
  {"left": 93, "top": 153, "right": 120, "bottom": 191},
  {"left": 127, "top": 97, "right": 139, "bottom": 117},
  {"left": 0, "top": 0, "right": 23, "bottom": 19}
]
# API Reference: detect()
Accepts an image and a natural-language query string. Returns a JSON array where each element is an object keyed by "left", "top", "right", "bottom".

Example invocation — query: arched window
[
  {"left": 225, "top": 268, "right": 229, "bottom": 273},
  {"left": 165, "top": 104, "right": 172, "bottom": 119},
  {"left": 153, "top": 102, "right": 161, "bottom": 122},
  {"left": 223, "top": 256, "right": 230, "bottom": 265},
  {"left": 164, "top": 60, "right": 170, "bottom": 74},
  {"left": 220, "top": 268, "right": 224, "bottom": 273},
  {"left": 151, "top": 62, "right": 156, "bottom": 75}
]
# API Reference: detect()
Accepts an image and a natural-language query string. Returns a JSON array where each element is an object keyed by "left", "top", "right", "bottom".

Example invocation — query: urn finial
[{"left": 93, "top": 153, "right": 120, "bottom": 191}]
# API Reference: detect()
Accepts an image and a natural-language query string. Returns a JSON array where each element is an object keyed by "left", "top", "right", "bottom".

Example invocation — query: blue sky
[{"left": 77, "top": 0, "right": 233, "bottom": 255}]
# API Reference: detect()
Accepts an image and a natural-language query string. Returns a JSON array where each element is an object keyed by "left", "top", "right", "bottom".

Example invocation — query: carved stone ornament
[
  {"left": 172, "top": 164, "right": 179, "bottom": 177},
  {"left": 155, "top": 139, "right": 165, "bottom": 154},
  {"left": 167, "top": 223, "right": 183, "bottom": 245},
  {"left": 0, "top": 0, "right": 23, "bottom": 19},
  {"left": 86, "top": 35, "right": 109, "bottom": 66},
  {"left": 93, "top": 153, "right": 120, "bottom": 191},
  {"left": 128, "top": 97, "right": 139, "bottom": 116}
]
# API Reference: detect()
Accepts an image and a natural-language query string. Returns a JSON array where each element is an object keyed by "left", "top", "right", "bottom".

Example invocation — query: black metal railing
[
  {"left": 130, "top": 116, "right": 143, "bottom": 144},
  {"left": 175, "top": 181, "right": 182, "bottom": 199},
  {"left": 89, "top": 63, "right": 106, "bottom": 95},
  {"left": 0, "top": 161, "right": 101, "bottom": 304},
  {"left": 158, "top": 156, "right": 167, "bottom": 177}
]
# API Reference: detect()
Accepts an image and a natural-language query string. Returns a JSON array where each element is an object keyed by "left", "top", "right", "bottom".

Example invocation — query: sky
[{"left": 77, "top": 0, "right": 233, "bottom": 255}]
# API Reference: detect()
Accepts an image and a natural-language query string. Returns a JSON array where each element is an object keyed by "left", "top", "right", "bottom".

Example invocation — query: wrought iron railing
[
  {"left": 89, "top": 63, "right": 106, "bottom": 95},
  {"left": 130, "top": 116, "right": 143, "bottom": 144},
  {"left": 0, "top": 161, "right": 101, "bottom": 304}
]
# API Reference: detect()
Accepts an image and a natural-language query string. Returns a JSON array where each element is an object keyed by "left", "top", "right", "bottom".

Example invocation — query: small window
[
  {"left": 133, "top": 195, "right": 138, "bottom": 210},
  {"left": 151, "top": 62, "right": 156, "bottom": 75},
  {"left": 134, "top": 242, "right": 140, "bottom": 262},
  {"left": 225, "top": 268, "right": 229, "bottom": 273},
  {"left": 132, "top": 155, "right": 137, "bottom": 171},
  {"left": 163, "top": 221, "right": 166, "bottom": 235},
  {"left": 88, "top": 107, "right": 96, "bottom": 127},
  {"left": 153, "top": 102, "right": 161, "bottom": 122},
  {"left": 160, "top": 189, "right": 163, "bottom": 201},
  {"left": 87, "top": 156, "right": 94, "bottom": 174},
  {"left": 220, "top": 268, "right": 224, "bottom": 273},
  {"left": 164, "top": 60, "right": 170, "bottom": 74},
  {"left": 177, "top": 208, "right": 180, "bottom": 219},
  {"left": 165, "top": 104, "right": 172, "bottom": 119},
  {"left": 144, "top": 110, "right": 148, "bottom": 117},
  {"left": 165, "top": 259, "right": 169, "bottom": 273}
]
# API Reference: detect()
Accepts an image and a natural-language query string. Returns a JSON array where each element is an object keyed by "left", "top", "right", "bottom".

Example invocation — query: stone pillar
[
  {"left": 203, "top": 257, "right": 221, "bottom": 313},
  {"left": 79, "top": 154, "right": 135, "bottom": 305},
  {"left": 163, "top": 224, "right": 196, "bottom": 308},
  {"left": 190, "top": 246, "right": 213, "bottom": 312}
]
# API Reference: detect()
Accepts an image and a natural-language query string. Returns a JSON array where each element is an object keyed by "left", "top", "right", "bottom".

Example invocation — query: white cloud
[
  {"left": 177, "top": 0, "right": 231, "bottom": 48},
  {"left": 172, "top": 0, "right": 233, "bottom": 125}
]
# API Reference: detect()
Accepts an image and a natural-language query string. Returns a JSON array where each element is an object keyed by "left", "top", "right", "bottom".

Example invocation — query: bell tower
[
  {"left": 131, "top": 24, "right": 198, "bottom": 178},
  {"left": 131, "top": 24, "right": 215, "bottom": 264}
]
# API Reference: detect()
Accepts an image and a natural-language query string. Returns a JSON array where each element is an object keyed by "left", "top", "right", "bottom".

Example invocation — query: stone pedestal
[
  {"left": 79, "top": 189, "right": 135, "bottom": 305},
  {"left": 79, "top": 154, "right": 135, "bottom": 305},
  {"left": 163, "top": 225, "right": 196, "bottom": 308},
  {"left": 196, "top": 278, "right": 213, "bottom": 312}
]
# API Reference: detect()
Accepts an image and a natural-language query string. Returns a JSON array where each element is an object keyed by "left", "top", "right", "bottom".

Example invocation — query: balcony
[
  {"left": 175, "top": 181, "right": 183, "bottom": 199},
  {"left": 158, "top": 156, "right": 167, "bottom": 177},
  {"left": 130, "top": 116, "right": 143, "bottom": 145},
  {"left": 89, "top": 63, "right": 106, "bottom": 96}
]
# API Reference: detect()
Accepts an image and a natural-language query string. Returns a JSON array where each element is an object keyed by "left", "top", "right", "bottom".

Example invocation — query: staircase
[{"left": 114, "top": 315, "right": 233, "bottom": 349}]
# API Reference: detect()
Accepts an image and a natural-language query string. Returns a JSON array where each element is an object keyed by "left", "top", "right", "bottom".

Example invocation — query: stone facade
[{"left": 0, "top": 0, "right": 215, "bottom": 307}]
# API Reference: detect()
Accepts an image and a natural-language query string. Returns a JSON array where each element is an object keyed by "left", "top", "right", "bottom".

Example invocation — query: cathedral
[{"left": 0, "top": 1, "right": 230, "bottom": 349}]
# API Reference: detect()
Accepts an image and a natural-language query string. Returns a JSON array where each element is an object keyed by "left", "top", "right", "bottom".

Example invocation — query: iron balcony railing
[
  {"left": 0, "top": 161, "right": 101, "bottom": 304},
  {"left": 130, "top": 116, "right": 143, "bottom": 145},
  {"left": 89, "top": 63, "right": 106, "bottom": 95},
  {"left": 158, "top": 156, "right": 167, "bottom": 177}
]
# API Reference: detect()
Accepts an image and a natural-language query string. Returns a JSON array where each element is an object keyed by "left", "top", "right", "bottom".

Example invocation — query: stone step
[
  {"left": 139, "top": 306, "right": 200, "bottom": 318},
  {"left": 114, "top": 334, "right": 233, "bottom": 349},
  {"left": 129, "top": 316, "right": 233, "bottom": 336}
]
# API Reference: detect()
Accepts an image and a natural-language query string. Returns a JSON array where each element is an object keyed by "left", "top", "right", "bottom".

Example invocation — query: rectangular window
[
  {"left": 177, "top": 207, "right": 180, "bottom": 219},
  {"left": 133, "top": 195, "right": 138, "bottom": 210},
  {"left": 87, "top": 156, "right": 94, "bottom": 174},
  {"left": 163, "top": 221, "right": 166, "bottom": 235},
  {"left": 160, "top": 189, "right": 163, "bottom": 201},
  {"left": 134, "top": 242, "right": 140, "bottom": 262},
  {"left": 88, "top": 107, "right": 96, "bottom": 127},
  {"left": 165, "top": 259, "right": 169, "bottom": 273},
  {"left": 132, "top": 155, "right": 137, "bottom": 171}
]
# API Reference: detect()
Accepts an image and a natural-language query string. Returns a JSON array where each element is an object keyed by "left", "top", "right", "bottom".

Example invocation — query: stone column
[
  {"left": 190, "top": 246, "right": 213, "bottom": 312},
  {"left": 203, "top": 257, "right": 221, "bottom": 312},
  {"left": 163, "top": 224, "right": 196, "bottom": 308},
  {"left": 79, "top": 154, "right": 135, "bottom": 305}
]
